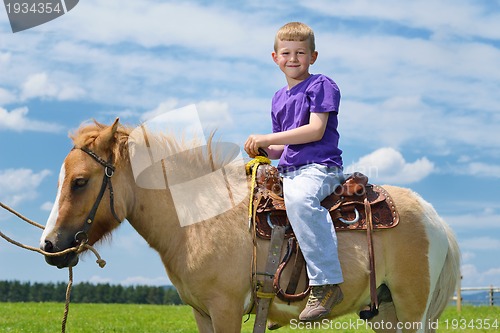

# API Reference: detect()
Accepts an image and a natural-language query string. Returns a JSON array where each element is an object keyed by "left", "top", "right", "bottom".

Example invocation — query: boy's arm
[
  {"left": 245, "top": 112, "right": 329, "bottom": 157},
  {"left": 265, "top": 145, "right": 284, "bottom": 159},
  {"left": 267, "top": 112, "right": 329, "bottom": 145}
]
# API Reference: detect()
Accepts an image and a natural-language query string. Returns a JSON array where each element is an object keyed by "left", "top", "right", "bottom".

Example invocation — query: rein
[{"left": 74, "top": 146, "right": 122, "bottom": 244}]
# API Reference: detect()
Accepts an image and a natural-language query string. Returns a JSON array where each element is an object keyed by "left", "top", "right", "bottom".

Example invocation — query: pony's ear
[{"left": 96, "top": 118, "right": 119, "bottom": 151}]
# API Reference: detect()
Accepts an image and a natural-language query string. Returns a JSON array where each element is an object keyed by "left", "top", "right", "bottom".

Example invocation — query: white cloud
[
  {"left": 140, "top": 99, "right": 180, "bottom": 122},
  {"left": 21, "top": 73, "right": 58, "bottom": 100},
  {"left": 310, "top": 3, "right": 500, "bottom": 156},
  {"left": 303, "top": 0, "right": 500, "bottom": 40},
  {"left": 464, "top": 163, "right": 500, "bottom": 178},
  {"left": 483, "top": 268, "right": 500, "bottom": 280},
  {"left": 0, "top": 52, "right": 11, "bottom": 64},
  {"left": 460, "top": 237, "right": 500, "bottom": 251},
  {"left": 461, "top": 264, "right": 500, "bottom": 288},
  {"left": 140, "top": 99, "right": 234, "bottom": 136},
  {"left": 120, "top": 276, "right": 171, "bottom": 286},
  {"left": 461, "top": 251, "right": 476, "bottom": 263},
  {"left": 461, "top": 264, "right": 479, "bottom": 285},
  {"left": 0, "top": 87, "right": 16, "bottom": 105},
  {"left": 339, "top": 96, "right": 500, "bottom": 155},
  {"left": 88, "top": 275, "right": 113, "bottom": 285},
  {"left": 446, "top": 213, "right": 500, "bottom": 229},
  {"left": 56, "top": 1, "right": 272, "bottom": 60},
  {"left": 345, "top": 147, "right": 434, "bottom": 184},
  {"left": 46, "top": 39, "right": 277, "bottom": 109},
  {"left": 40, "top": 201, "right": 54, "bottom": 211},
  {"left": 0, "top": 106, "right": 64, "bottom": 133},
  {"left": 0, "top": 1, "right": 280, "bottom": 110},
  {"left": 196, "top": 100, "right": 232, "bottom": 130},
  {"left": 87, "top": 273, "right": 171, "bottom": 287},
  {"left": 20, "top": 72, "right": 85, "bottom": 101},
  {"left": 1, "top": 1, "right": 496, "bottom": 156},
  {"left": 0, "top": 168, "right": 51, "bottom": 206},
  {"left": 315, "top": 12, "right": 500, "bottom": 89}
]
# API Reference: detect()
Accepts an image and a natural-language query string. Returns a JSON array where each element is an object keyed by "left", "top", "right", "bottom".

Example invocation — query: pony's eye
[{"left": 72, "top": 178, "right": 88, "bottom": 190}]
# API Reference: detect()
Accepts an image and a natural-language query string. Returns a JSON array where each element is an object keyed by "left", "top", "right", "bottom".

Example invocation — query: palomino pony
[{"left": 40, "top": 119, "right": 460, "bottom": 333}]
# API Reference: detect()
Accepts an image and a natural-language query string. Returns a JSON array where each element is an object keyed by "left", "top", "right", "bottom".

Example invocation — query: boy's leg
[
  {"left": 283, "top": 164, "right": 344, "bottom": 320},
  {"left": 283, "top": 164, "right": 343, "bottom": 285}
]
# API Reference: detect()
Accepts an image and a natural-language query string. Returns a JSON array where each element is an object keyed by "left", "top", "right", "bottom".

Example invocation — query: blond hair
[{"left": 274, "top": 22, "right": 315, "bottom": 52}]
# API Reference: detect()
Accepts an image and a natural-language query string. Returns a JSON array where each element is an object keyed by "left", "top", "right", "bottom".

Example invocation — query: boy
[{"left": 244, "top": 22, "right": 344, "bottom": 321}]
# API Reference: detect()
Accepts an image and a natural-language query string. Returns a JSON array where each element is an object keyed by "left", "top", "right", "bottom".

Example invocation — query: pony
[{"left": 40, "top": 119, "right": 460, "bottom": 333}]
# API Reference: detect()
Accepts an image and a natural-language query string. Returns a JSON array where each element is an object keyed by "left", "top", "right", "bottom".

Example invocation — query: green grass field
[{"left": 0, "top": 303, "right": 498, "bottom": 332}]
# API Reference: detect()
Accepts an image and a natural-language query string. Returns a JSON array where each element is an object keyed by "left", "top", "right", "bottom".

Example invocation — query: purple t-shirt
[{"left": 271, "top": 74, "right": 343, "bottom": 173}]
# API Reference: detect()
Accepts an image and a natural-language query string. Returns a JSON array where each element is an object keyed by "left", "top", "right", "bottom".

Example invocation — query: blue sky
[{"left": 0, "top": 0, "right": 499, "bottom": 289}]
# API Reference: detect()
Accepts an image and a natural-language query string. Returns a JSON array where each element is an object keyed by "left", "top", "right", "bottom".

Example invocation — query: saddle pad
[{"left": 254, "top": 184, "right": 399, "bottom": 240}]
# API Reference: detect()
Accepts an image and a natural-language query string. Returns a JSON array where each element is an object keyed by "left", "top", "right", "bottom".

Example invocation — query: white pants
[{"left": 282, "top": 163, "right": 344, "bottom": 285}]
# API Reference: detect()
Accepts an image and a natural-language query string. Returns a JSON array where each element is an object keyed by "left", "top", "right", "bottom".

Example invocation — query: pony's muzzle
[{"left": 41, "top": 238, "right": 79, "bottom": 269}]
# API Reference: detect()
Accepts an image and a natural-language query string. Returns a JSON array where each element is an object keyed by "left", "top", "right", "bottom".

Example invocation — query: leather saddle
[
  {"left": 248, "top": 162, "right": 399, "bottom": 310},
  {"left": 252, "top": 164, "right": 399, "bottom": 240}
]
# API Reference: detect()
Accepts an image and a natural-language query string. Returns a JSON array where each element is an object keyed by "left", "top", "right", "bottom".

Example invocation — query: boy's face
[{"left": 272, "top": 39, "right": 318, "bottom": 85}]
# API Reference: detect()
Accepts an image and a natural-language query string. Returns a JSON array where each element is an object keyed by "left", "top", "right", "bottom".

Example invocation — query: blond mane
[{"left": 70, "top": 120, "right": 236, "bottom": 172}]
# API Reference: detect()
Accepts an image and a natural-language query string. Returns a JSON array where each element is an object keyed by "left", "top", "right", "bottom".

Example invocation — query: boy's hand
[
  {"left": 245, "top": 113, "right": 329, "bottom": 158},
  {"left": 244, "top": 134, "right": 269, "bottom": 157}
]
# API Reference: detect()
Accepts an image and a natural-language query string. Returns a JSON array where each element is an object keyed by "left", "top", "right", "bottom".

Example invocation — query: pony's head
[{"left": 40, "top": 119, "right": 131, "bottom": 268}]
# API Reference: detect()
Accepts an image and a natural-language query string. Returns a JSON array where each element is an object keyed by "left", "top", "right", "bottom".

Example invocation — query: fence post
[
  {"left": 489, "top": 285, "right": 494, "bottom": 306},
  {"left": 456, "top": 275, "right": 462, "bottom": 312}
]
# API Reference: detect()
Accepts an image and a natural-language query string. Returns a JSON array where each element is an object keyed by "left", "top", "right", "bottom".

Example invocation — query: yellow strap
[
  {"left": 256, "top": 291, "right": 275, "bottom": 299},
  {"left": 245, "top": 156, "right": 271, "bottom": 222}
]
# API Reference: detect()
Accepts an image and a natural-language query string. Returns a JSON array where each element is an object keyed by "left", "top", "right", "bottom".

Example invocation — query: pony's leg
[
  {"left": 193, "top": 309, "right": 214, "bottom": 333},
  {"left": 385, "top": 259, "right": 431, "bottom": 332},
  {"left": 192, "top": 303, "right": 244, "bottom": 333},
  {"left": 367, "top": 302, "right": 399, "bottom": 333},
  {"left": 209, "top": 307, "right": 244, "bottom": 333},
  {"left": 193, "top": 309, "right": 243, "bottom": 333}
]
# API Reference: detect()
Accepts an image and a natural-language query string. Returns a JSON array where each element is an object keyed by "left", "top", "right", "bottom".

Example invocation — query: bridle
[{"left": 73, "top": 146, "right": 122, "bottom": 244}]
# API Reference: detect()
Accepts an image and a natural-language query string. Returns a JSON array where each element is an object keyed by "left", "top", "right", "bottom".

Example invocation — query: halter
[{"left": 73, "top": 146, "right": 122, "bottom": 244}]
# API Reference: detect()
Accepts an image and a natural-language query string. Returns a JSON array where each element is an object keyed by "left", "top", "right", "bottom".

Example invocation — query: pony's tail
[{"left": 425, "top": 222, "right": 461, "bottom": 327}]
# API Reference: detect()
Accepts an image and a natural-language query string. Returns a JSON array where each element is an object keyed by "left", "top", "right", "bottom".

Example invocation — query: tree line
[{"left": 0, "top": 280, "right": 183, "bottom": 305}]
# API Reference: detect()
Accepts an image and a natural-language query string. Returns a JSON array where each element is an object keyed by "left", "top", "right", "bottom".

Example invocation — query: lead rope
[
  {"left": 244, "top": 156, "right": 274, "bottom": 332},
  {"left": 245, "top": 155, "right": 271, "bottom": 228},
  {"left": 245, "top": 155, "right": 271, "bottom": 291},
  {"left": 61, "top": 267, "right": 73, "bottom": 333},
  {"left": 0, "top": 201, "right": 106, "bottom": 333}
]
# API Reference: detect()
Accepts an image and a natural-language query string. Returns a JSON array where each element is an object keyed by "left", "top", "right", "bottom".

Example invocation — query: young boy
[{"left": 244, "top": 22, "right": 344, "bottom": 321}]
